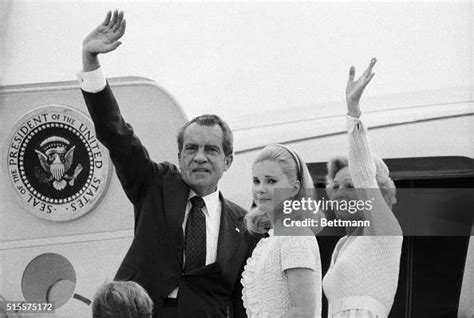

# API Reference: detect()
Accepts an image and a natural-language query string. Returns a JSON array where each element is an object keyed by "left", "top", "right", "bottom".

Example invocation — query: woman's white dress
[
  {"left": 322, "top": 115, "right": 403, "bottom": 318},
  {"left": 241, "top": 229, "right": 322, "bottom": 317}
]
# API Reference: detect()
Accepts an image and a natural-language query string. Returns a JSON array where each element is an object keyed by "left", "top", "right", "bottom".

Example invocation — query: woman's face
[
  {"left": 252, "top": 160, "right": 299, "bottom": 216},
  {"left": 328, "top": 167, "right": 360, "bottom": 220}
]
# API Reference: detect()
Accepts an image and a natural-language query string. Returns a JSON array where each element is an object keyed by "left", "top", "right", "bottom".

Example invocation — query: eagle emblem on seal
[{"left": 34, "top": 136, "right": 83, "bottom": 191}]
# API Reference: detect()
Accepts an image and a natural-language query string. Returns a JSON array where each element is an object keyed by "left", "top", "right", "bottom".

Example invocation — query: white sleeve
[
  {"left": 280, "top": 236, "right": 320, "bottom": 271},
  {"left": 346, "top": 115, "right": 402, "bottom": 236},
  {"left": 346, "top": 114, "right": 377, "bottom": 189},
  {"left": 76, "top": 67, "right": 107, "bottom": 93}
]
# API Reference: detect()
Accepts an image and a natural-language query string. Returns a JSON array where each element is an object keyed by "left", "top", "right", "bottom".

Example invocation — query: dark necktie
[{"left": 184, "top": 196, "right": 206, "bottom": 272}]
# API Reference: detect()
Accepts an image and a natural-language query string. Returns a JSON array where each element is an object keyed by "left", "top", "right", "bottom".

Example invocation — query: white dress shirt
[
  {"left": 183, "top": 188, "right": 222, "bottom": 266},
  {"left": 168, "top": 188, "right": 222, "bottom": 297}
]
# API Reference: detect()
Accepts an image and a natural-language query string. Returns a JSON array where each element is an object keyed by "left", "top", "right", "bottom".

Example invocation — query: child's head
[{"left": 92, "top": 281, "right": 153, "bottom": 318}]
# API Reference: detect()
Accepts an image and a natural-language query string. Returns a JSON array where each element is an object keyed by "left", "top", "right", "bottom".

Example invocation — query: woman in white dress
[
  {"left": 322, "top": 58, "right": 403, "bottom": 317},
  {"left": 241, "top": 144, "right": 322, "bottom": 318}
]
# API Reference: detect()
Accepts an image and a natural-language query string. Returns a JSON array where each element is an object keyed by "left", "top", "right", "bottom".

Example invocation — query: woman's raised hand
[{"left": 346, "top": 57, "right": 377, "bottom": 118}]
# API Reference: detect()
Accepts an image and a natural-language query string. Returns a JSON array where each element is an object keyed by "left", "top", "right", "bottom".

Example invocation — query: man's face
[{"left": 179, "top": 123, "right": 233, "bottom": 196}]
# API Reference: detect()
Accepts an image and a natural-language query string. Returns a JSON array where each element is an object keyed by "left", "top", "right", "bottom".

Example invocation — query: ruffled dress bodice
[{"left": 241, "top": 231, "right": 322, "bottom": 317}]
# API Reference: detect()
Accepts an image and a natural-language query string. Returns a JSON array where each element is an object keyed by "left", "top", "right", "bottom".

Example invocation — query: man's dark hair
[{"left": 177, "top": 114, "right": 233, "bottom": 156}]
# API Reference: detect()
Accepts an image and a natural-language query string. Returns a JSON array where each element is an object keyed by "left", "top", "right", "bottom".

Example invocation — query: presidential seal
[{"left": 6, "top": 106, "right": 111, "bottom": 221}]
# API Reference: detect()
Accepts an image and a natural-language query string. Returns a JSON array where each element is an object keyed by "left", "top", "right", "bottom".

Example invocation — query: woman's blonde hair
[{"left": 245, "top": 144, "right": 316, "bottom": 234}]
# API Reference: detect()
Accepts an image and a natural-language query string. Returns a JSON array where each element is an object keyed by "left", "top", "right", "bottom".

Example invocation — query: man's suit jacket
[{"left": 82, "top": 85, "right": 259, "bottom": 317}]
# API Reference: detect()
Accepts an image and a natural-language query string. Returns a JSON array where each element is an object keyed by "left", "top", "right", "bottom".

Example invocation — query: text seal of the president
[{"left": 6, "top": 106, "right": 111, "bottom": 221}]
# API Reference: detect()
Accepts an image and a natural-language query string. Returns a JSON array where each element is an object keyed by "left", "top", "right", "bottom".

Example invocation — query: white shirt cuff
[
  {"left": 346, "top": 114, "right": 367, "bottom": 134},
  {"left": 76, "top": 67, "right": 107, "bottom": 93}
]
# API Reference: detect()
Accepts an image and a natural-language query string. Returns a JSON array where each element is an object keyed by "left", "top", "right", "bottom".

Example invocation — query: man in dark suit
[{"left": 78, "top": 10, "right": 258, "bottom": 318}]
